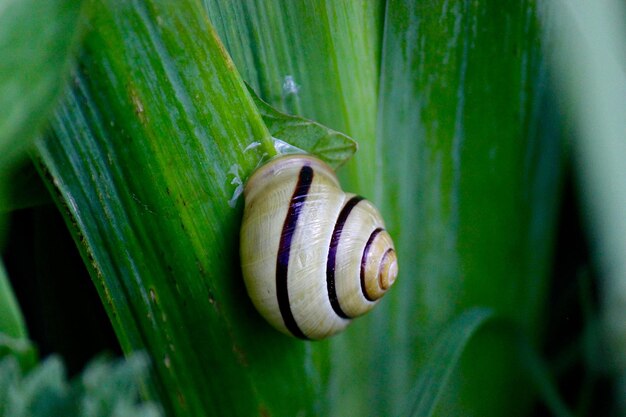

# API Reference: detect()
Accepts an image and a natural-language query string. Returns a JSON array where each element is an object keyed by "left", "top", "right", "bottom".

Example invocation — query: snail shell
[{"left": 240, "top": 155, "right": 398, "bottom": 340}]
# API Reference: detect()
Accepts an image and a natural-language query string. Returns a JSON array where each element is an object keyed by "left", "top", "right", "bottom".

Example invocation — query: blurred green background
[{"left": 0, "top": 0, "right": 624, "bottom": 416}]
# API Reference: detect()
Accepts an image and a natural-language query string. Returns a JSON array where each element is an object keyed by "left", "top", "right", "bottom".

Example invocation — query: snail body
[{"left": 240, "top": 155, "right": 398, "bottom": 340}]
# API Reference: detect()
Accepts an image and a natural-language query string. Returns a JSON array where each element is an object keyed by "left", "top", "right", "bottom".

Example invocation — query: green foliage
[
  {"left": 206, "top": 1, "right": 563, "bottom": 416},
  {"left": 33, "top": 0, "right": 566, "bottom": 416},
  {"left": 0, "top": 0, "right": 87, "bottom": 174},
  {"left": 0, "top": 262, "right": 27, "bottom": 341},
  {"left": 546, "top": 0, "right": 626, "bottom": 380},
  {"left": 0, "top": 0, "right": 622, "bottom": 416},
  {"left": 204, "top": 0, "right": 382, "bottom": 192},
  {"left": 0, "top": 334, "right": 36, "bottom": 373},
  {"left": 35, "top": 1, "right": 321, "bottom": 415},
  {"left": 407, "top": 308, "right": 493, "bottom": 417},
  {"left": 248, "top": 86, "right": 357, "bottom": 169},
  {"left": 0, "top": 351, "right": 162, "bottom": 417}
]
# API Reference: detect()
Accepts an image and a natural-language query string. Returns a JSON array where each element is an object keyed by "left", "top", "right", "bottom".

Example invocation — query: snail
[{"left": 240, "top": 154, "right": 398, "bottom": 340}]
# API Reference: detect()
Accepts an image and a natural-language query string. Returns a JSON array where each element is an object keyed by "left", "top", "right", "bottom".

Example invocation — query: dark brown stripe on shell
[
  {"left": 360, "top": 227, "right": 383, "bottom": 302},
  {"left": 326, "top": 196, "right": 364, "bottom": 319},
  {"left": 378, "top": 248, "right": 395, "bottom": 289},
  {"left": 276, "top": 165, "right": 314, "bottom": 339}
]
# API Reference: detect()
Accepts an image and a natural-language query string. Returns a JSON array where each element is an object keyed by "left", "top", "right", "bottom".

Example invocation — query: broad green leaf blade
[
  {"left": 248, "top": 86, "right": 357, "bottom": 168},
  {"left": 0, "top": 0, "right": 86, "bottom": 173},
  {"left": 407, "top": 307, "right": 492, "bottom": 417},
  {"left": 204, "top": 1, "right": 383, "bottom": 192},
  {"left": 204, "top": 1, "right": 563, "bottom": 416},
  {"left": 35, "top": 1, "right": 320, "bottom": 416},
  {"left": 372, "top": 2, "right": 564, "bottom": 416},
  {"left": 203, "top": 4, "right": 383, "bottom": 414}
]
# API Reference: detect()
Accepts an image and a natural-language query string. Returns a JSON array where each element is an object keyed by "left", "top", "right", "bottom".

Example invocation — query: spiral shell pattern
[{"left": 240, "top": 155, "right": 398, "bottom": 340}]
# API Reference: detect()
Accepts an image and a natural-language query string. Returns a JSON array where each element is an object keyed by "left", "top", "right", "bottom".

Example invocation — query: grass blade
[
  {"left": 407, "top": 307, "right": 492, "bottom": 417},
  {"left": 517, "top": 333, "right": 574, "bottom": 417},
  {"left": 0, "top": 261, "right": 27, "bottom": 340}
]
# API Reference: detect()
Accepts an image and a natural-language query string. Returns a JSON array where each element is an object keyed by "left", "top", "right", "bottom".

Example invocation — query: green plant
[{"left": 1, "top": 0, "right": 623, "bottom": 416}]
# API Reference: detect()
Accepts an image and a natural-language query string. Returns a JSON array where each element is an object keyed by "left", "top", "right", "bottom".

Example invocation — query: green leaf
[
  {"left": 0, "top": 333, "right": 37, "bottom": 372},
  {"left": 0, "top": 0, "right": 87, "bottom": 173},
  {"left": 0, "top": 261, "right": 36, "bottom": 373},
  {"left": 517, "top": 333, "right": 574, "bottom": 417},
  {"left": 204, "top": 7, "right": 382, "bottom": 413},
  {"left": 0, "top": 261, "right": 28, "bottom": 340},
  {"left": 369, "top": 2, "right": 564, "bottom": 415},
  {"left": 248, "top": 85, "right": 357, "bottom": 169},
  {"left": 31, "top": 1, "right": 567, "bottom": 416},
  {"left": 203, "top": 2, "right": 564, "bottom": 416},
  {"left": 204, "top": 0, "right": 383, "bottom": 190},
  {"left": 407, "top": 307, "right": 493, "bottom": 417},
  {"left": 35, "top": 1, "right": 320, "bottom": 416}
]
